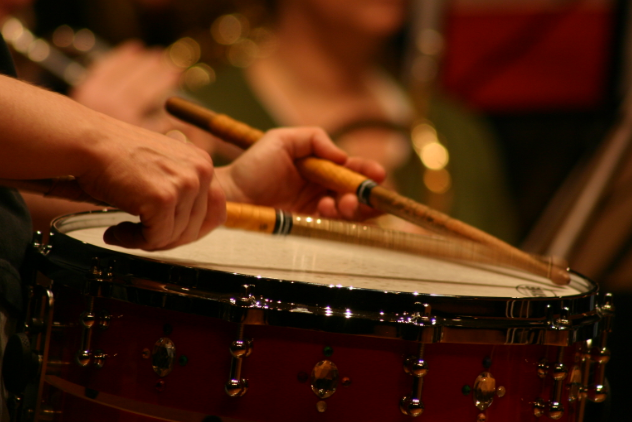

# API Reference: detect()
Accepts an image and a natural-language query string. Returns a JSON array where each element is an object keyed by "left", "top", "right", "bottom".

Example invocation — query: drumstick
[
  {"left": 164, "top": 97, "right": 570, "bottom": 285},
  {"left": 224, "top": 202, "right": 567, "bottom": 281},
  {"left": 2, "top": 177, "right": 566, "bottom": 282}
]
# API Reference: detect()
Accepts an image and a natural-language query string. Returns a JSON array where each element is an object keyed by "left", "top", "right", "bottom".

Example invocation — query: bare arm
[{"left": 0, "top": 75, "right": 225, "bottom": 251}]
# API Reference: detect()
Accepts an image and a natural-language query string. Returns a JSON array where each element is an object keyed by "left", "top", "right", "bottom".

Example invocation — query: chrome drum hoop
[{"left": 38, "top": 210, "right": 603, "bottom": 346}]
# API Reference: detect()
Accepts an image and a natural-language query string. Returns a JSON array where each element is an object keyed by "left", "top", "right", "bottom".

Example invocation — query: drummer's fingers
[
  {"left": 162, "top": 168, "right": 216, "bottom": 249},
  {"left": 306, "top": 127, "right": 348, "bottom": 164},
  {"left": 270, "top": 127, "right": 347, "bottom": 164},
  {"left": 343, "top": 156, "right": 386, "bottom": 184},
  {"left": 316, "top": 196, "right": 340, "bottom": 219},
  {"left": 153, "top": 176, "right": 227, "bottom": 250},
  {"left": 325, "top": 193, "right": 382, "bottom": 221},
  {"left": 197, "top": 177, "right": 227, "bottom": 237},
  {"left": 103, "top": 194, "right": 179, "bottom": 250},
  {"left": 103, "top": 221, "right": 147, "bottom": 249}
]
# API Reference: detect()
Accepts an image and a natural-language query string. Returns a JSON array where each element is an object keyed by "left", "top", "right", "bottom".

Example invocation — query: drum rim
[{"left": 40, "top": 210, "right": 603, "bottom": 345}]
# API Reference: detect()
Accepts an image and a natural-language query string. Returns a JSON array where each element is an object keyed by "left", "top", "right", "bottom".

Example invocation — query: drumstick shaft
[
  {"left": 224, "top": 203, "right": 560, "bottom": 280},
  {"left": 165, "top": 97, "right": 569, "bottom": 285}
]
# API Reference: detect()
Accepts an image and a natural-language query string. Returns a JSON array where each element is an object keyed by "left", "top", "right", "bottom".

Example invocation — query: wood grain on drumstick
[
  {"left": 225, "top": 203, "right": 563, "bottom": 281},
  {"left": 2, "top": 178, "right": 564, "bottom": 282},
  {"left": 165, "top": 97, "right": 569, "bottom": 285}
]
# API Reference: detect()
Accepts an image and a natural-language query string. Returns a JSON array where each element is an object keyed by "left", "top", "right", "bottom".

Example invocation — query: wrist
[{"left": 215, "top": 165, "right": 246, "bottom": 203}]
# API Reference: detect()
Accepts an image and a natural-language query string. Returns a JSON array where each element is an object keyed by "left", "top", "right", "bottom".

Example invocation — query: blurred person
[
  {"left": 193, "top": 0, "right": 518, "bottom": 243},
  {"left": 0, "top": 0, "right": 229, "bottom": 231}
]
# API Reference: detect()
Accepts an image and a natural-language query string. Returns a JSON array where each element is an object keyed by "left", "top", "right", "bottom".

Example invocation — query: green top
[{"left": 193, "top": 66, "right": 518, "bottom": 243}]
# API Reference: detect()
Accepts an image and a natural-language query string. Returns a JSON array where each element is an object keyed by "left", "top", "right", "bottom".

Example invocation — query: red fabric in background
[{"left": 440, "top": 6, "right": 615, "bottom": 112}]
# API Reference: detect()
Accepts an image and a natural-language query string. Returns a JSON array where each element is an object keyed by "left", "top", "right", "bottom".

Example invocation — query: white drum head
[{"left": 59, "top": 212, "right": 589, "bottom": 299}]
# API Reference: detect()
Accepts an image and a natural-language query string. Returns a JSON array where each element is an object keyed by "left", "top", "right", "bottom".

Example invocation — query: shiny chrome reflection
[
  {"left": 151, "top": 338, "right": 176, "bottom": 377},
  {"left": 310, "top": 360, "right": 339, "bottom": 399}
]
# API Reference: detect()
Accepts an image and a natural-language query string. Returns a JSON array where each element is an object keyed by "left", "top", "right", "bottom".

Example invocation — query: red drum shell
[{"left": 42, "top": 285, "right": 585, "bottom": 422}]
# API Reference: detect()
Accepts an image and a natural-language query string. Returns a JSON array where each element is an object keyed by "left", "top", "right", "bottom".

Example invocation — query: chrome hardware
[
  {"left": 76, "top": 297, "right": 95, "bottom": 367},
  {"left": 92, "top": 350, "right": 107, "bottom": 369},
  {"left": 75, "top": 260, "right": 115, "bottom": 367},
  {"left": 239, "top": 284, "right": 257, "bottom": 306},
  {"left": 151, "top": 338, "right": 176, "bottom": 377},
  {"left": 316, "top": 400, "right": 328, "bottom": 413},
  {"left": 229, "top": 339, "right": 253, "bottom": 359},
  {"left": 473, "top": 371, "right": 496, "bottom": 411},
  {"left": 546, "top": 305, "right": 571, "bottom": 331},
  {"left": 546, "top": 347, "right": 567, "bottom": 419},
  {"left": 40, "top": 406, "right": 63, "bottom": 419},
  {"left": 225, "top": 325, "right": 252, "bottom": 397},
  {"left": 410, "top": 303, "right": 435, "bottom": 326},
  {"left": 310, "top": 360, "right": 339, "bottom": 399},
  {"left": 533, "top": 398, "right": 546, "bottom": 417},
  {"left": 225, "top": 378, "right": 248, "bottom": 397},
  {"left": 554, "top": 307, "right": 571, "bottom": 330},
  {"left": 567, "top": 364, "right": 582, "bottom": 402},
  {"left": 404, "top": 356, "right": 428, "bottom": 378},
  {"left": 400, "top": 339, "right": 428, "bottom": 417},
  {"left": 97, "top": 310, "right": 111, "bottom": 330},
  {"left": 587, "top": 293, "right": 614, "bottom": 403},
  {"left": 537, "top": 358, "right": 549, "bottom": 379},
  {"left": 75, "top": 350, "right": 91, "bottom": 367},
  {"left": 551, "top": 361, "right": 568, "bottom": 381},
  {"left": 549, "top": 402, "right": 564, "bottom": 420},
  {"left": 79, "top": 311, "right": 95, "bottom": 329},
  {"left": 75, "top": 258, "right": 106, "bottom": 367},
  {"left": 400, "top": 393, "right": 424, "bottom": 418}
]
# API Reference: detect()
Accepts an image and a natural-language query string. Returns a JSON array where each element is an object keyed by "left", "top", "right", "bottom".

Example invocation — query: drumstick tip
[{"left": 550, "top": 265, "right": 571, "bottom": 285}]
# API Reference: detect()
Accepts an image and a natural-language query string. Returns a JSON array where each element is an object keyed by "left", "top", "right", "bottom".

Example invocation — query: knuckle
[{"left": 153, "top": 189, "right": 178, "bottom": 207}]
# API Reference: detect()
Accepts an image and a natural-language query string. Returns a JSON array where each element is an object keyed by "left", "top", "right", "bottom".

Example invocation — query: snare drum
[{"left": 27, "top": 211, "right": 610, "bottom": 421}]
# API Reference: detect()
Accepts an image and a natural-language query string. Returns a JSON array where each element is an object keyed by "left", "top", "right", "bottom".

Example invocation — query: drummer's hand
[
  {"left": 77, "top": 117, "right": 226, "bottom": 251},
  {"left": 216, "top": 127, "right": 385, "bottom": 220}
]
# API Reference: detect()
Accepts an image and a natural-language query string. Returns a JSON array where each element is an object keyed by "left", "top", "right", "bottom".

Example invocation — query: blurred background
[{"left": 1, "top": 0, "right": 629, "bottom": 420}]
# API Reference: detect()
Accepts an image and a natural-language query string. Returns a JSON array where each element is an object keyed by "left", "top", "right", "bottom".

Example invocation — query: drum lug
[
  {"left": 587, "top": 293, "right": 614, "bottom": 403},
  {"left": 151, "top": 338, "right": 176, "bottom": 376},
  {"left": 533, "top": 398, "right": 547, "bottom": 418},
  {"left": 310, "top": 360, "right": 339, "bottom": 399},
  {"left": 76, "top": 298, "right": 95, "bottom": 367},
  {"left": 75, "top": 259, "right": 115, "bottom": 367},
  {"left": 533, "top": 346, "right": 569, "bottom": 419},
  {"left": 547, "top": 305, "right": 571, "bottom": 331},
  {"left": 225, "top": 324, "right": 252, "bottom": 397},
  {"left": 84, "top": 258, "right": 114, "bottom": 297},
  {"left": 472, "top": 371, "right": 496, "bottom": 411},
  {"left": 400, "top": 342, "right": 427, "bottom": 417},
  {"left": 3, "top": 281, "right": 55, "bottom": 422},
  {"left": 547, "top": 348, "right": 568, "bottom": 420}
]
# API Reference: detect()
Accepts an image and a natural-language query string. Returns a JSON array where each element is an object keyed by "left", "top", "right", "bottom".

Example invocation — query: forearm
[{"left": 0, "top": 75, "right": 111, "bottom": 179}]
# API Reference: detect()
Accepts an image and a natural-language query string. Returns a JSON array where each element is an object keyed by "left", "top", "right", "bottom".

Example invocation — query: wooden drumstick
[
  {"left": 224, "top": 202, "right": 567, "bottom": 281},
  {"left": 165, "top": 97, "right": 570, "bottom": 285},
  {"left": 2, "top": 177, "right": 565, "bottom": 282}
]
